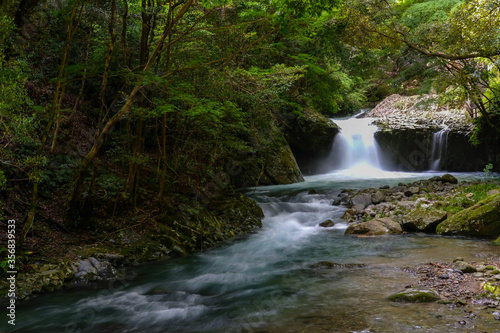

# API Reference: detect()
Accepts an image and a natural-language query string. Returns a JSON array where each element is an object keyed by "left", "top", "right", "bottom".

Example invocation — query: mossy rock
[
  {"left": 285, "top": 108, "right": 339, "bottom": 155},
  {"left": 319, "top": 219, "right": 335, "bottom": 227},
  {"left": 152, "top": 190, "right": 264, "bottom": 254},
  {"left": 389, "top": 287, "right": 441, "bottom": 303},
  {"left": 436, "top": 193, "right": 500, "bottom": 238},
  {"left": 345, "top": 217, "right": 403, "bottom": 236},
  {"left": 454, "top": 261, "right": 477, "bottom": 273},
  {"left": 233, "top": 121, "right": 304, "bottom": 187},
  {"left": 402, "top": 208, "right": 447, "bottom": 232}
]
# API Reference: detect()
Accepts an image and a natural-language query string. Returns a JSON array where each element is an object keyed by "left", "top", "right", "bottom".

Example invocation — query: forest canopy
[{"left": 0, "top": 0, "right": 499, "bottom": 247}]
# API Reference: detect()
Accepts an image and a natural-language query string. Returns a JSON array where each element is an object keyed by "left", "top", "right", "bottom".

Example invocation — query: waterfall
[
  {"left": 318, "top": 112, "right": 383, "bottom": 175},
  {"left": 429, "top": 128, "right": 449, "bottom": 171}
]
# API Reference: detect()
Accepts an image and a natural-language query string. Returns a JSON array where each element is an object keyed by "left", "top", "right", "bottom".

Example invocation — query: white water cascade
[
  {"left": 318, "top": 113, "right": 383, "bottom": 176},
  {"left": 429, "top": 126, "right": 449, "bottom": 171}
]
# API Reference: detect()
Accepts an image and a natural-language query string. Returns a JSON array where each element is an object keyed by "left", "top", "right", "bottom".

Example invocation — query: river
[{"left": 4, "top": 116, "right": 500, "bottom": 333}]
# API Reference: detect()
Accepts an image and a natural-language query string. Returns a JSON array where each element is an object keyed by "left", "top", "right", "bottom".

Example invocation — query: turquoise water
[{"left": 4, "top": 171, "right": 500, "bottom": 333}]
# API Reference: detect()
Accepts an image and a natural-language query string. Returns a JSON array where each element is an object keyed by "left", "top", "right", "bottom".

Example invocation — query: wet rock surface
[
  {"left": 389, "top": 287, "right": 441, "bottom": 303},
  {"left": 345, "top": 217, "right": 403, "bottom": 236},
  {"left": 319, "top": 219, "right": 335, "bottom": 227},
  {"left": 336, "top": 175, "right": 500, "bottom": 239},
  {"left": 0, "top": 256, "right": 122, "bottom": 301}
]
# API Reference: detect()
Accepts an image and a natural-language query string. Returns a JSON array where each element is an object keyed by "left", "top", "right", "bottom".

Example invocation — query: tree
[{"left": 343, "top": 0, "right": 500, "bottom": 127}]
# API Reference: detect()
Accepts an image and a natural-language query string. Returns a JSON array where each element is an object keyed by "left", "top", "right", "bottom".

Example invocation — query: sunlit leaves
[
  {"left": 400, "top": 0, "right": 462, "bottom": 29},
  {"left": 272, "top": 0, "right": 342, "bottom": 16}
]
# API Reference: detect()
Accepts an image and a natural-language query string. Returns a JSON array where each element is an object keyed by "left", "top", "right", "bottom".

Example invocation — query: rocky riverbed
[
  {"left": 400, "top": 258, "right": 500, "bottom": 305},
  {"left": 323, "top": 174, "right": 500, "bottom": 319},
  {"left": 332, "top": 174, "right": 500, "bottom": 238}
]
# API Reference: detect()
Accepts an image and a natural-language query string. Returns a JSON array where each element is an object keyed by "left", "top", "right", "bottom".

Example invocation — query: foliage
[
  {"left": 5, "top": 0, "right": 499, "bottom": 257},
  {"left": 399, "top": 0, "right": 462, "bottom": 29},
  {"left": 342, "top": 0, "right": 500, "bottom": 130},
  {"left": 484, "top": 163, "right": 494, "bottom": 176},
  {"left": 439, "top": 182, "right": 500, "bottom": 214},
  {"left": 0, "top": 248, "right": 32, "bottom": 276}
]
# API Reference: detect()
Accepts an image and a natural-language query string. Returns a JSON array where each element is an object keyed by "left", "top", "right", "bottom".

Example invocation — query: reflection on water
[{"left": 5, "top": 172, "right": 500, "bottom": 333}]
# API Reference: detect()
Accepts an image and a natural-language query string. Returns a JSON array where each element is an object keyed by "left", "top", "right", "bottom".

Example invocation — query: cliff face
[
  {"left": 375, "top": 129, "right": 434, "bottom": 171},
  {"left": 231, "top": 120, "right": 304, "bottom": 188},
  {"left": 232, "top": 107, "right": 340, "bottom": 186},
  {"left": 283, "top": 108, "right": 339, "bottom": 175},
  {"left": 366, "top": 94, "right": 500, "bottom": 172},
  {"left": 375, "top": 129, "right": 499, "bottom": 172}
]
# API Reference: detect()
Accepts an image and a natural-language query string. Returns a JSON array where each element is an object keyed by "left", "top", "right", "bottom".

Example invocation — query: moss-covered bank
[
  {"left": 436, "top": 193, "right": 500, "bottom": 238},
  {"left": 0, "top": 190, "right": 264, "bottom": 302}
]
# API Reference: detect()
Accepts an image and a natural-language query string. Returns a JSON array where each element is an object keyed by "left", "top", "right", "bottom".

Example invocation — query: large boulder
[
  {"left": 436, "top": 193, "right": 500, "bottom": 238},
  {"left": 345, "top": 217, "right": 403, "bottom": 236},
  {"left": 429, "top": 174, "right": 458, "bottom": 184},
  {"left": 233, "top": 122, "right": 304, "bottom": 187},
  {"left": 350, "top": 193, "right": 373, "bottom": 208},
  {"left": 284, "top": 108, "right": 339, "bottom": 174},
  {"left": 371, "top": 191, "right": 386, "bottom": 204},
  {"left": 285, "top": 108, "right": 339, "bottom": 157},
  {"left": 402, "top": 208, "right": 447, "bottom": 232}
]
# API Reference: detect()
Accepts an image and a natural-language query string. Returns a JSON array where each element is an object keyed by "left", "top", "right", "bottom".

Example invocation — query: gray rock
[
  {"left": 319, "top": 219, "right": 335, "bottom": 228},
  {"left": 74, "top": 258, "right": 119, "bottom": 283},
  {"left": 397, "top": 200, "right": 417, "bottom": 210},
  {"left": 371, "top": 191, "right": 386, "bottom": 204},
  {"left": 77, "top": 259, "right": 97, "bottom": 275},
  {"left": 487, "top": 189, "right": 500, "bottom": 196},
  {"left": 88, "top": 257, "right": 101, "bottom": 270},
  {"left": 402, "top": 208, "right": 447, "bottom": 232},
  {"left": 342, "top": 209, "right": 356, "bottom": 221},
  {"left": 476, "top": 265, "right": 488, "bottom": 272},
  {"left": 331, "top": 199, "right": 342, "bottom": 205},
  {"left": 404, "top": 186, "right": 420, "bottom": 197},
  {"left": 454, "top": 261, "right": 477, "bottom": 273},
  {"left": 350, "top": 193, "right": 372, "bottom": 208},
  {"left": 352, "top": 203, "right": 366, "bottom": 213},
  {"left": 389, "top": 287, "right": 441, "bottom": 303},
  {"left": 345, "top": 217, "right": 403, "bottom": 236}
]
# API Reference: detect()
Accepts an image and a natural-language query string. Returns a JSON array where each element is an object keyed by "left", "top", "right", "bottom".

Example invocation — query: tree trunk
[
  {"left": 67, "top": 0, "right": 195, "bottom": 214},
  {"left": 23, "top": 0, "right": 85, "bottom": 241}
]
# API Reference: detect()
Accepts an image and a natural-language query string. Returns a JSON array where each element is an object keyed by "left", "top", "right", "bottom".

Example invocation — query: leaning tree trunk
[
  {"left": 67, "top": 0, "right": 196, "bottom": 214},
  {"left": 21, "top": 0, "right": 86, "bottom": 245}
]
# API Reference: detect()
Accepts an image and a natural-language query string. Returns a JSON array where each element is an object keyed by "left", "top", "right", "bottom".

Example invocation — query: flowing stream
[{"left": 4, "top": 117, "right": 500, "bottom": 333}]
